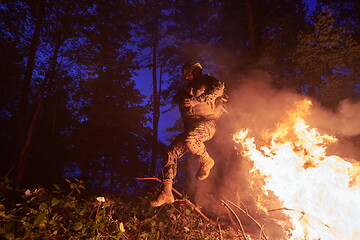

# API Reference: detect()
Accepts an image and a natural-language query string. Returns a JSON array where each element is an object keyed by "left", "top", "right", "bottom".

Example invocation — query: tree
[
  {"left": 0, "top": 0, "right": 46, "bottom": 182},
  {"left": 286, "top": 7, "right": 360, "bottom": 109},
  {"left": 1, "top": 0, "right": 150, "bottom": 192},
  {"left": 160, "top": 0, "right": 222, "bottom": 105},
  {"left": 134, "top": 1, "right": 165, "bottom": 176},
  {"left": 66, "top": 0, "right": 150, "bottom": 192},
  {"left": 0, "top": 30, "right": 24, "bottom": 177},
  {"left": 9, "top": 0, "right": 95, "bottom": 186}
]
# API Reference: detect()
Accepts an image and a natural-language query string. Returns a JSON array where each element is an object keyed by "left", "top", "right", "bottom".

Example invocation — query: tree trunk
[
  {"left": 11, "top": 0, "right": 44, "bottom": 173},
  {"left": 355, "top": 0, "right": 360, "bottom": 22},
  {"left": 246, "top": 0, "right": 256, "bottom": 54},
  {"left": 150, "top": 17, "right": 160, "bottom": 176},
  {"left": 15, "top": 37, "right": 63, "bottom": 186}
]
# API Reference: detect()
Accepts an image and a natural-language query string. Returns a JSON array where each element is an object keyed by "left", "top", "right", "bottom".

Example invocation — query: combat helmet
[{"left": 182, "top": 61, "right": 202, "bottom": 76}]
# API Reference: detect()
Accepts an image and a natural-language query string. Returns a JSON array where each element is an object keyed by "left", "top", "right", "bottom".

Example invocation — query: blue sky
[{"left": 134, "top": 68, "right": 180, "bottom": 143}]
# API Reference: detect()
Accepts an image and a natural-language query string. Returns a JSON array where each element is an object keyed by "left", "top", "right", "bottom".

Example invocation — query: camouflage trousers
[{"left": 163, "top": 119, "right": 216, "bottom": 180}]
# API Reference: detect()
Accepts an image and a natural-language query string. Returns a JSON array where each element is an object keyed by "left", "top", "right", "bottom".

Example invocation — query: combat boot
[
  {"left": 150, "top": 179, "right": 175, "bottom": 207},
  {"left": 196, "top": 154, "right": 215, "bottom": 180}
]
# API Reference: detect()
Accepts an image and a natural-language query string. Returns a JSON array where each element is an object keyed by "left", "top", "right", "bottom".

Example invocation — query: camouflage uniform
[
  {"left": 163, "top": 74, "right": 226, "bottom": 181},
  {"left": 150, "top": 62, "right": 226, "bottom": 208}
]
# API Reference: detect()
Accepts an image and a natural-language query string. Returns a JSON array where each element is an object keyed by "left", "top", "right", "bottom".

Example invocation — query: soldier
[{"left": 151, "top": 61, "right": 226, "bottom": 207}]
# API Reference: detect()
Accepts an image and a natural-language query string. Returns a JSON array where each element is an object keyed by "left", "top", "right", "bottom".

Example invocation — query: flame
[{"left": 233, "top": 99, "right": 360, "bottom": 240}]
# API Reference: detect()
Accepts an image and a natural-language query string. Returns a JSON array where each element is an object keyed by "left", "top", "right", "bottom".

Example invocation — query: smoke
[
  {"left": 308, "top": 99, "right": 360, "bottom": 137},
  {"left": 186, "top": 68, "right": 360, "bottom": 237},
  {"left": 307, "top": 99, "right": 360, "bottom": 161}
]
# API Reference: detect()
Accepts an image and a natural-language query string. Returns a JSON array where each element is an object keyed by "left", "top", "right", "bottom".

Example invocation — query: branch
[
  {"left": 136, "top": 177, "right": 215, "bottom": 224},
  {"left": 268, "top": 207, "right": 330, "bottom": 228},
  {"left": 268, "top": 207, "right": 305, "bottom": 221},
  {"left": 226, "top": 199, "right": 268, "bottom": 240},
  {"left": 218, "top": 224, "right": 223, "bottom": 240},
  {"left": 221, "top": 200, "right": 249, "bottom": 240}
]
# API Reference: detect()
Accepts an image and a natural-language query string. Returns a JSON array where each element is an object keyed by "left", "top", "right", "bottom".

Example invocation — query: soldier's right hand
[{"left": 183, "top": 97, "right": 198, "bottom": 107}]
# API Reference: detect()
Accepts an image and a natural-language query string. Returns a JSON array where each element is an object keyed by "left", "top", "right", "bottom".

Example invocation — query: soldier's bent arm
[{"left": 196, "top": 76, "right": 224, "bottom": 103}]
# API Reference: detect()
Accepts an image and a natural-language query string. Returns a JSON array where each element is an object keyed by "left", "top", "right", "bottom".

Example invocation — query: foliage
[
  {"left": 0, "top": 178, "right": 242, "bottom": 240},
  {"left": 0, "top": 0, "right": 150, "bottom": 190},
  {"left": 281, "top": 7, "right": 360, "bottom": 109}
]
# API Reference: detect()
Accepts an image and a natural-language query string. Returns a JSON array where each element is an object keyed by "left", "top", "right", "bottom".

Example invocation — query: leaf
[
  {"left": 72, "top": 222, "right": 83, "bottom": 231},
  {"left": 34, "top": 213, "right": 45, "bottom": 226},
  {"left": 0, "top": 204, "right": 5, "bottom": 217},
  {"left": 158, "top": 221, "right": 164, "bottom": 229},
  {"left": 79, "top": 207, "right": 87, "bottom": 216},
  {"left": 4, "top": 214, "right": 14, "bottom": 220},
  {"left": 119, "top": 222, "right": 125, "bottom": 232},
  {"left": 156, "top": 230, "right": 160, "bottom": 239},
  {"left": 53, "top": 184, "right": 61, "bottom": 190},
  {"left": 4, "top": 233, "right": 14, "bottom": 239},
  {"left": 39, "top": 202, "right": 48, "bottom": 211},
  {"left": 149, "top": 220, "right": 156, "bottom": 227},
  {"left": 65, "top": 201, "right": 75, "bottom": 209},
  {"left": 140, "top": 233, "right": 149, "bottom": 238},
  {"left": 51, "top": 198, "right": 61, "bottom": 207}
]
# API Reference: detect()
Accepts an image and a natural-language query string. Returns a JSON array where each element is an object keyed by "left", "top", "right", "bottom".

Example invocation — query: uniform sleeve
[
  {"left": 196, "top": 75, "right": 224, "bottom": 103},
  {"left": 172, "top": 87, "right": 190, "bottom": 104}
]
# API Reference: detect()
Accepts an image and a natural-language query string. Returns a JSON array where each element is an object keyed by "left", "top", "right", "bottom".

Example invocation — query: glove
[{"left": 183, "top": 97, "right": 198, "bottom": 107}]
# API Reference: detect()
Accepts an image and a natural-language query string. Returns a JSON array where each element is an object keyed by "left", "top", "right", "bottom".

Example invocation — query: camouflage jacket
[{"left": 173, "top": 74, "right": 226, "bottom": 126}]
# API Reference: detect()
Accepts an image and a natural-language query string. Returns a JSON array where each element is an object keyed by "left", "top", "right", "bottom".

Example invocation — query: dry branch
[
  {"left": 218, "top": 224, "right": 223, "bottom": 240},
  {"left": 269, "top": 207, "right": 330, "bottom": 228},
  {"left": 221, "top": 200, "right": 249, "bottom": 240},
  {"left": 226, "top": 199, "right": 268, "bottom": 240}
]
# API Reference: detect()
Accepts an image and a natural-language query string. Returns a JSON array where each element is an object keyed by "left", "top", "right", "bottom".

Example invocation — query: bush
[{"left": 0, "top": 178, "right": 242, "bottom": 240}]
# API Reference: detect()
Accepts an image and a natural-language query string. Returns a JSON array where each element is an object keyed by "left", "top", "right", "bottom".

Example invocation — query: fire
[{"left": 233, "top": 99, "right": 360, "bottom": 240}]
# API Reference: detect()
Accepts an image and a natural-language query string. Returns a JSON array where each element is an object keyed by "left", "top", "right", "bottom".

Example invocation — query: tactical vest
[
  {"left": 188, "top": 85, "right": 226, "bottom": 119},
  {"left": 186, "top": 75, "right": 226, "bottom": 120}
]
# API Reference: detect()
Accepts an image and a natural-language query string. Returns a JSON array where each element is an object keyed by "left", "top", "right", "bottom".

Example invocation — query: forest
[{"left": 1, "top": 0, "right": 360, "bottom": 239}]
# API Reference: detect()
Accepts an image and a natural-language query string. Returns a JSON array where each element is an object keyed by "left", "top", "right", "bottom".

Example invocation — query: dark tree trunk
[
  {"left": 15, "top": 37, "right": 63, "bottom": 186},
  {"left": 246, "top": 0, "right": 256, "bottom": 53},
  {"left": 11, "top": 0, "right": 44, "bottom": 173},
  {"left": 150, "top": 17, "right": 160, "bottom": 176}
]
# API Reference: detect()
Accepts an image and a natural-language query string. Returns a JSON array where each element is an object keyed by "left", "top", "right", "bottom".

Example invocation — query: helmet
[{"left": 182, "top": 61, "right": 202, "bottom": 76}]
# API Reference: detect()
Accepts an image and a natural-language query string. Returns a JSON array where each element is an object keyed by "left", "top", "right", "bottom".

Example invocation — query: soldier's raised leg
[{"left": 151, "top": 136, "right": 187, "bottom": 207}]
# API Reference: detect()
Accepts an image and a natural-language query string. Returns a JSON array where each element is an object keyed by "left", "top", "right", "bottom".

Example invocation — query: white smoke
[{"left": 309, "top": 99, "right": 360, "bottom": 137}]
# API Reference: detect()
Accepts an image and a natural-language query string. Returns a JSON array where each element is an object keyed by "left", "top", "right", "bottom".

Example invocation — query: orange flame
[{"left": 233, "top": 99, "right": 360, "bottom": 240}]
